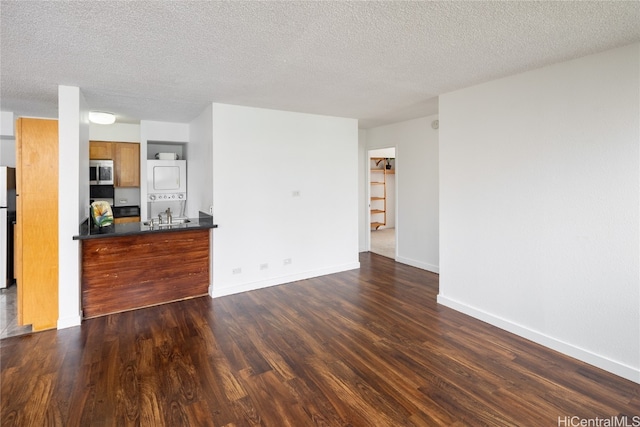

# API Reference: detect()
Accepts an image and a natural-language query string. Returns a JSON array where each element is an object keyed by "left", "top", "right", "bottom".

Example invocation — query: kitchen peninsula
[{"left": 74, "top": 214, "right": 217, "bottom": 318}]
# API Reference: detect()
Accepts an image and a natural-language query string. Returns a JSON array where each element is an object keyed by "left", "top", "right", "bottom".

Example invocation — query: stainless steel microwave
[{"left": 89, "top": 160, "right": 114, "bottom": 185}]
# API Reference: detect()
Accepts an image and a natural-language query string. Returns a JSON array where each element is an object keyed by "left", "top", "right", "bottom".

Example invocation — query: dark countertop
[{"left": 73, "top": 213, "right": 217, "bottom": 240}]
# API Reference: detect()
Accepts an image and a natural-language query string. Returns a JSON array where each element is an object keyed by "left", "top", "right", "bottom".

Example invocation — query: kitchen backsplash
[{"left": 114, "top": 187, "right": 140, "bottom": 207}]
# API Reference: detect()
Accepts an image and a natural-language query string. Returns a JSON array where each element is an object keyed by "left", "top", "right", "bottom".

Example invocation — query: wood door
[
  {"left": 89, "top": 141, "right": 113, "bottom": 160},
  {"left": 114, "top": 142, "right": 140, "bottom": 187},
  {"left": 16, "top": 118, "right": 59, "bottom": 331}
]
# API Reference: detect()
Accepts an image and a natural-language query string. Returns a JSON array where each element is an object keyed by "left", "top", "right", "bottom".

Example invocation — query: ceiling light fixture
[{"left": 89, "top": 111, "right": 116, "bottom": 125}]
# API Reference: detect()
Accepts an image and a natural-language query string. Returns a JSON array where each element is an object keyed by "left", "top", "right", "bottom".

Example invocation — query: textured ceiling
[{"left": 1, "top": 1, "right": 639, "bottom": 128}]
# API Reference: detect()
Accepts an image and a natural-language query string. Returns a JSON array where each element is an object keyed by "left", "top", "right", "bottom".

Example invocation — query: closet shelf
[{"left": 370, "top": 157, "right": 394, "bottom": 230}]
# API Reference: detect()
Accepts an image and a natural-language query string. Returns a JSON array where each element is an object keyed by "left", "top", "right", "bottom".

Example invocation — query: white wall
[
  {"left": 211, "top": 103, "right": 359, "bottom": 297},
  {"left": 385, "top": 173, "right": 396, "bottom": 228},
  {"left": 365, "top": 116, "right": 439, "bottom": 272},
  {"left": 0, "top": 111, "right": 14, "bottom": 139},
  {"left": 147, "top": 143, "right": 184, "bottom": 161},
  {"left": 188, "top": 104, "right": 214, "bottom": 217},
  {"left": 369, "top": 147, "right": 395, "bottom": 158},
  {"left": 0, "top": 111, "right": 16, "bottom": 167},
  {"left": 89, "top": 123, "right": 140, "bottom": 142},
  {"left": 188, "top": 105, "right": 215, "bottom": 293},
  {"left": 0, "top": 138, "right": 15, "bottom": 167},
  {"left": 58, "top": 85, "right": 89, "bottom": 329},
  {"left": 358, "top": 130, "right": 367, "bottom": 251},
  {"left": 141, "top": 120, "right": 189, "bottom": 143},
  {"left": 438, "top": 43, "right": 640, "bottom": 383}
]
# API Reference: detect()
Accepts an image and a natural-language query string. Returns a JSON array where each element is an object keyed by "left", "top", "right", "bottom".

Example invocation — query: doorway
[{"left": 368, "top": 147, "right": 396, "bottom": 259}]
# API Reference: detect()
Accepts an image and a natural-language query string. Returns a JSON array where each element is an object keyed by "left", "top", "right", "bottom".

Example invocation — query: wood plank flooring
[{"left": 1, "top": 253, "right": 638, "bottom": 426}]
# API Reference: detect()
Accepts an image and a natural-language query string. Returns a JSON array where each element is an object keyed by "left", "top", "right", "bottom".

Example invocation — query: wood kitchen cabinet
[
  {"left": 114, "top": 216, "right": 141, "bottom": 224},
  {"left": 81, "top": 229, "right": 210, "bottom": 318},
  {"left": 89, "top": 141, "right": 113, "bottom": 159},
  {"left": 15, "top": 118, "right": 59, "bottom": 331},
  {"left": 90, "top": 141, "right": 140, "bottom": 187},
  {"left": 113, "top": 142, "right": 140, "bottom": 187}
]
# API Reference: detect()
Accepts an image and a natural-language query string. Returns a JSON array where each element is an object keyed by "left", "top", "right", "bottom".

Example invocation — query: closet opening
[{"left": 368, "top": 147, "right": 396, "bottom": 259}]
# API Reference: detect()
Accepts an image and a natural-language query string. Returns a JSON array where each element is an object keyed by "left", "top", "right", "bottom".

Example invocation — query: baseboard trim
[
  {"left": 395, "top": 256, "right": 439, "bottom": 274},
  {"left": 57, "top": 315, "right": 82, "bottom": 330},
  {"left": 212, "top": 262, "right": 361, "bottom": 298},
  {"left": 437, "top": 295, "right": 640, "bottom": 384}
]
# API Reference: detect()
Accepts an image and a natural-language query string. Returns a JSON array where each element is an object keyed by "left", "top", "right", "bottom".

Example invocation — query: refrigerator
[{"left": 0, "top": 166, "right": 16, "bottom": 288}]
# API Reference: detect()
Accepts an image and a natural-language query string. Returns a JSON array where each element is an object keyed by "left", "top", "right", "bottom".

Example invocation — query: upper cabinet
[
  {"left": 90, "top": 141, "right": 140, "bottom": 188},
  {"left": 113, "top": 142, "right": 140, "bottom": 187},
  {"left": 89, "top": 141, "right": 113, "bottom": 160}
]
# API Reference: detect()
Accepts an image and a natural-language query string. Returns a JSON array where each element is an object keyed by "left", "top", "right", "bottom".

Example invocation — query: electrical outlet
[
  {"left": 209, "top": 205, "right": 213, "bottom": 214},
  {"left": 232, "top": 268, "right": 242, "bottom": 274},
  {"left": 292, "top": 190, "right": 300, "bottom": 197},
  {"left": 283, "top": 258, "right": 292, "bottom": 265},
  {"left": 260, "top": 263, "right": 268, "bottom": 270}
]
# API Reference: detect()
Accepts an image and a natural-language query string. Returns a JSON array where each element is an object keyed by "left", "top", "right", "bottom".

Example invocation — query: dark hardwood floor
[{"left": 1, "top": 253, "right": 638, "bottom": 426}]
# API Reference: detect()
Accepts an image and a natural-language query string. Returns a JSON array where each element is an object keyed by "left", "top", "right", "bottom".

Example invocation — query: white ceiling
[{"left": 2, "top": 1, "right": 639, "bottom": 129}]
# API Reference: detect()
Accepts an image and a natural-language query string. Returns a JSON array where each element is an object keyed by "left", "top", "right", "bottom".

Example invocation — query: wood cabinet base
[
  {"left": 81, "top": 229, "right": 210, "bottom": 318},
  {"left": 113, "top": 216, "right": 141, "bottom": 224}
]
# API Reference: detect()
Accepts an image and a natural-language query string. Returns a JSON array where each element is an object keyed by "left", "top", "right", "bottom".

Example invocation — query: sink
[
  {"left": 170, "top": 218, "right": 190, "bottom": 224},
  {"left": 142, "top": 218, "right": 190, "bottom": 227}
]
